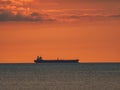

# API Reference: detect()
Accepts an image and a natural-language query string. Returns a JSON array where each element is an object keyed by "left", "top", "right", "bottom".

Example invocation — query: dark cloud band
[{"left": 0, "top": 9, "right": 54, "bottom": 22}]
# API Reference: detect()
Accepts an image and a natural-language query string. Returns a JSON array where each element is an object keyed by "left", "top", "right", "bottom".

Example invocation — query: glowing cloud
[
  {"left": 0, "top": 0, "right": 55, "bottom": 22},
  {"left": 0, "top": 0, "right": 120, "bottom": 22}
]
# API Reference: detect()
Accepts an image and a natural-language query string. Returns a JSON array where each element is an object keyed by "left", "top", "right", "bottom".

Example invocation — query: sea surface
[{"left": 0, "top": 63, "right": 120, "bottom": 90}]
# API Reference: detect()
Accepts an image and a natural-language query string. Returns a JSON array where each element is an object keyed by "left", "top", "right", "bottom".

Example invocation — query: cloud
[
  {"left": 50, "top": 11, "right": 120, "bottom": 22},
  {"left": 56, "top": 0, "right": 120, "bottom": 2},
  {"left": 55, "top": 14, "right": 102, "bottom": 22},
  {"left": 42, "top": 8, "right": 120, "bottom": 22},
  {"left": 0, "top": 0, "right": 12, "bottom": 4},
  {"left": 0, "top": 0, "right": 55, "bottom": 22},
  {"left": 109, "top": 14, "right": 120, "bottom": 18},
  {"left": 0, "top": 0, "right": 120, "bottom": 22},
  {"left": 0, "top": 9, "right": 55, "bottom": 22}
]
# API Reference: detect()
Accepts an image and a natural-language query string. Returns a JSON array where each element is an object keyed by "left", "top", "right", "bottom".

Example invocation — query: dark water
[{"left": 0, "top": 63, "right": 120, "bottom": 90}]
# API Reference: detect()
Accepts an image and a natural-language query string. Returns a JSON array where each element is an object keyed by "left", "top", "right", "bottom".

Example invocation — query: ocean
[{"left": 0, "top": 63, "right": 120, "bottom": 90}]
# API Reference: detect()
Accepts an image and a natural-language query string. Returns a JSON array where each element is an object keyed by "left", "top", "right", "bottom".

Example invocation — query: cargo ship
[{"left": 34, "top": 56, "right": 79, "bottom": 63}]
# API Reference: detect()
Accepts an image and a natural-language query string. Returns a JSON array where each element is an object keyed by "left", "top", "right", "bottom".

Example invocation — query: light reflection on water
[{"left": 0, "top": 63, "right": 120, "bottom": 90}]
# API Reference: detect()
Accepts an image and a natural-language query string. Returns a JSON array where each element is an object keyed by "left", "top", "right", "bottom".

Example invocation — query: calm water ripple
[{"left": 0, "top": 63, "right": 120, "bottom": 90}]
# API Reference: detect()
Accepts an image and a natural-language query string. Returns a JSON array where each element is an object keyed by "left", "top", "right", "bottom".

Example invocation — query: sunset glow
[{"left": 0, "top": 0, "right": 120, "bottom": 63}]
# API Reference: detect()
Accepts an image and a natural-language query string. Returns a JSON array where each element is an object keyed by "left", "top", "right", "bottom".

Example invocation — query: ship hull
[{"left": 34, "top": 60, "right": 79, "bottom": 63}]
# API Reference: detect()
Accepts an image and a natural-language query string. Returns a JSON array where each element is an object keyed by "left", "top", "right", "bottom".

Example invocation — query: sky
[{"left": 0, "top": 0, "right": 120, "bottom": 63}]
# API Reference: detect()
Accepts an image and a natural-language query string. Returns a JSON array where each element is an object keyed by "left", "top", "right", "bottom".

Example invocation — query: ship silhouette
[{"left": 34, "top": 56, "right": 79, "bottom": 63}]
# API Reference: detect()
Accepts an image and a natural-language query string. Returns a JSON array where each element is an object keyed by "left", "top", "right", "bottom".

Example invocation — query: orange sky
[{"left": 0, "top": 0, "right": 120, "bottom": 63}]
